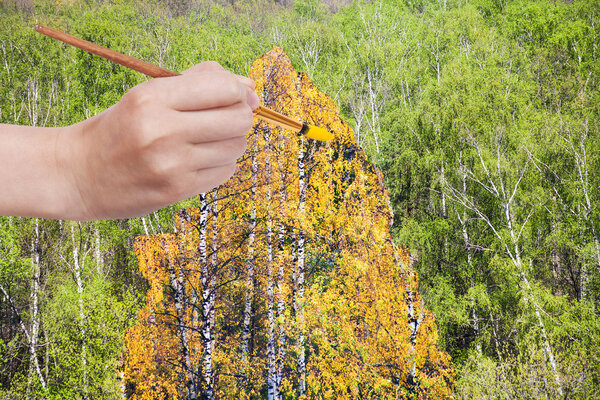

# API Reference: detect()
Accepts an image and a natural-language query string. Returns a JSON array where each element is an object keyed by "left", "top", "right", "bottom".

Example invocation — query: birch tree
[
  {"left": 443, "top": 131, "right": 564, "bottom": 396},
  {"left": 27, "top": 219, "right": 47, "bottom": 396},
  {"left": 68, "top": 222, "right": 91, "bottom": 398},
  {"left": 241, "top": 141, "right": 258, "bottom": 368},
  {"left": 554, "top": 121, "right": 600, "bottom": 298},
  {"left": 125, "top": 46, "right": 454, "bottom": 399}
]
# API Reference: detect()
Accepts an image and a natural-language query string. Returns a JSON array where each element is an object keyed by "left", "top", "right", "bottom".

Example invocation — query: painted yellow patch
[{"left": 304, "top": 125, "right": 334, "bottom": 141}]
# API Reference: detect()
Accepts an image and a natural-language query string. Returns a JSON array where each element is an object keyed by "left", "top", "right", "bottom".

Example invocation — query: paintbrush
[{"left": 34, "top": 24, "right": 333, "bottom": 142}]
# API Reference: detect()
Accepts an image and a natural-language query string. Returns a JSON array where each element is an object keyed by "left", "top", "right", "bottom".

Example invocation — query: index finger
[
  {"left": 153, "top": 71, "right": 249, "bottom": 111},
  {"left": 182, "top": 62, "right": 255, "bottom": 89}
]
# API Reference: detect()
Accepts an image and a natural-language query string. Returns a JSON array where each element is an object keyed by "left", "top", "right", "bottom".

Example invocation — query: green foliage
[
  {"left": 43, "top": 275, "right": 139, "bottom": 398},
  {"left": 294, "top": 0, "right": 326, "bottom": 20},
  {"left": 0, "top": 0, "right": 599, "bottom": 397}
]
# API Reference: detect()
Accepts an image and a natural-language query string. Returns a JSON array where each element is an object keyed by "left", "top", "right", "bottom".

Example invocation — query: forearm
[
  {"left": 0, "top": 63, "right": 257, "bottom": 221},
  {"left": 0, "top": 123, "right": 79, "bottom": 219}
]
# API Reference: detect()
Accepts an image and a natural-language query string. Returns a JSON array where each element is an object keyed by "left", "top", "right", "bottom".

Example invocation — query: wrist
[
  {"left": 52, "top": 121, "right": 97, "bottom": 221},
  {"left": 0, "top": 123, "right": 84, "bottom": 220},
  {"left": 33, "top": 123, "right": 90, "bottom": 220}
]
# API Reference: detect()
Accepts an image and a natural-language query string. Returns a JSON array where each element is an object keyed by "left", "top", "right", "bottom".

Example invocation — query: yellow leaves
[
  {"left": 124, "top": 47, "right": 454, "bottom": 399},
  {"left": 124, "top": 304, "right": 182, "bottom": 399}
]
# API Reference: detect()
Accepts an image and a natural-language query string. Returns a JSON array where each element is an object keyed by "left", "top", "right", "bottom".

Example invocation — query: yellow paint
[{"left": 305, "top": 125, "right": 334, "bottom": 142}]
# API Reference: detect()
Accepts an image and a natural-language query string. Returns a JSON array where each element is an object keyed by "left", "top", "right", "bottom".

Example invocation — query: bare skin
[{"left": 0, "top": 62, "right": 259, "bottom": 220}]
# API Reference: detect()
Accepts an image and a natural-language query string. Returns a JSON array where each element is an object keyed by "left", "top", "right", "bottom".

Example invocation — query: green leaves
[
  {"left": 1, "top": 0, "right": 599, "bottom": 397},
  {"left": 43, "top": 275, "right": 139, "bottom": 397}
]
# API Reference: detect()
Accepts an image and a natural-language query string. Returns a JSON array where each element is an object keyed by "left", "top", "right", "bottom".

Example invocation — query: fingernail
[{"left": 247, "top": 89, "right": 260, "bottom": 110}]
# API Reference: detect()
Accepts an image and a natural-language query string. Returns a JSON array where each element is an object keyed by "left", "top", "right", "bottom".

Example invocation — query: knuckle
[
  {"left": 240, "top": 105, "right": 255, "bottom": 133},
  {"left": 230, "top": 136, "right": 248, "bottom": 159},
  {"left": 122, "top": 85, "right": 155, "bottom": 111},
  {"left": 200, "top": 61, "right": 224, "bottom": 71},
  {"left": 122, "top": 89, "right": 163, "bottom": 148},
  {"left": 144, "top": 151, "right": 178, "bottom": 181},
  {"left": 224, "top": 79, "right": 243, "bottom": 103},
  {"left": 130, "top": 117, "right": 159, "bottom": 150},
  {"left": 140, "top": 150, "right": 162, "bottom": 177}
]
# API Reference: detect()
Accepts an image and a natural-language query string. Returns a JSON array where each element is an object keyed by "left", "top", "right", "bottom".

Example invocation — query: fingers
[
  {"left": 245, "top": 86, "right": 260, "bottom": 110},
  {"left": 176, "top": 163, "right": 238, "bottom": 200},
  {"left": 233, "top": 74, "right": 256, "bottom": 90},
  {"left": 127, "top": 61, "right": 258, "bottom": 127},
  {"left": 145, "top": 72, "right": 244, "bottom": 111},
  {"left": 182, "top": 62, "right": 255, "bottom": 89},
  {"left": 165, "top": 101, "right": 256, "bottom": 143},
  {"left": 163, "top": 73, "right": 258, "bottom": 111},
  {"left": 181, "top": 61, "right": 225, "bottom": 73},
  {"left": 181, "top": 61, "right": 255, "bottom": 93},
  {"left": 191, "top": 162, "right": 238, "bottom": 193},
  {"left": 143, "top": 162, "right": 238, "bottom": 211},
  {"left": 183, "top": 135, "right": 247, "bottom": 170}
]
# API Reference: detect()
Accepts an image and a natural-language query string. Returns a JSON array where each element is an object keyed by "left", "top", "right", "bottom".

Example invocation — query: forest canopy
[{"left": 0, "top": 0, "right": 599, "bottom": 398}]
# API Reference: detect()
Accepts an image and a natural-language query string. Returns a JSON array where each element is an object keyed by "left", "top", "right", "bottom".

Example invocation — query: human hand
[{"left": 55, "top": 61, "right": 259, "bottom": 220}]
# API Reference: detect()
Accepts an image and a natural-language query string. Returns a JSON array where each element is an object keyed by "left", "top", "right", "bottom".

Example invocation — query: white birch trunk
[
  {"left": 291, "top": 232, "right": 298, "bottom": 321},
  {"left": 458, "top": 209, "right": 481, "bottom": 352},
  {"left": 456, "top": 168, "right": 481, "bottom": 353},
  {"left": 275, "top": 216, "right": 286, "bottom": 400},
  {"left": 198, "top": 192, "right": 214, "bottom": 400},
  {"left": 141, "top": 215, "right": 150, "bottom": 236},
  {"left": 296, "top": 138, "right": 307, "bottom": 397},
  {"left": 94, "top": 224, "right": 103, "bottom": 275},
  {"left": 405, "top": 282, "right": 423, "bottom": 389},
  {"left": 242, "top": 147, "right": 257, "bottom": 366},
  {"left": 71, "top": 223, "right": 88, "bottom": 398},
  {"left": 505, "top": 206, "right": 563, "bottom": 396},
  {"left": 445, "top": 146, "right": 563, "bottom": 395},
  {"left": 274, "top": 128, "right": 290, "bottom": 400},
  {"left": 0, "top": 280, "right": 40, "bottom": 387},
  {"left": 265, "top": 126, "right": 277, "bottom": 400},
  {"left": 28, "top": 219, "right": 47, "bottom": 394},
  {"left": 166, "top": 237, "right": 193, "bottom": 398},
  {"left": 209, "top": 189, "right": 218, "bottom": 367}
]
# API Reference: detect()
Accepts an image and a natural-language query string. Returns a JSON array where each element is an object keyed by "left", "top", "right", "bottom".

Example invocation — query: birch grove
[
  {"left": 123, "top": 48, "right": 453, "bottom": 399},
  {"left": 2, "top": 1, "right": 599, "bottom": 398}
]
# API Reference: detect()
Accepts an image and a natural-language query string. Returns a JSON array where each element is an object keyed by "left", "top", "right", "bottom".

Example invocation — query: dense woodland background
[{"left": 0, "top": 0, "right": 599, "bottom": 398}]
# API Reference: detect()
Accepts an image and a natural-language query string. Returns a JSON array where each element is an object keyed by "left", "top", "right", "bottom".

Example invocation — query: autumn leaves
[{"left": 124, "top": 48, "right": 453, "bottom": 399}]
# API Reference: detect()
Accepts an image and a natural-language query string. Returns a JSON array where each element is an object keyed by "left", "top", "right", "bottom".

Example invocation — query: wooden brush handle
[
  {"left": 35, "top": 25, "right": 305, "bottom": 133},
  {"left": 253, "top": 106, "right": 302, "bottom": 132},
  {"left": 35, "top": 24, "right": 177, "bottom": 78}
]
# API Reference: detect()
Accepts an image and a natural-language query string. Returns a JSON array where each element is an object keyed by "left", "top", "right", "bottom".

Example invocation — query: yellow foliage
[{"left": 124, "top": 47, "right": 454, "bottom": 399}]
